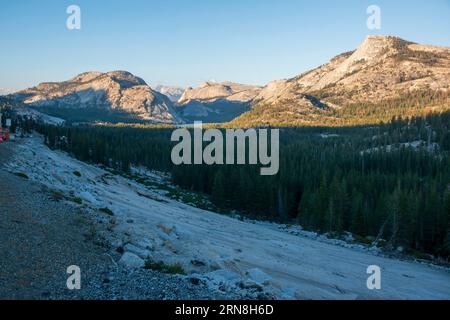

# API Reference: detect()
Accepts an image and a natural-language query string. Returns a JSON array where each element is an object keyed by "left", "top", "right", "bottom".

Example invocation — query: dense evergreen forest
[{"left": 25, "top": 112, "right": 450, "bottom": 259}]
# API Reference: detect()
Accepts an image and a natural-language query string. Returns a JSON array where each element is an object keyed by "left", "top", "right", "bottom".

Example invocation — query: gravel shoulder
[{"left": 0, "top": 140, "right": 232, "bottom": 300}]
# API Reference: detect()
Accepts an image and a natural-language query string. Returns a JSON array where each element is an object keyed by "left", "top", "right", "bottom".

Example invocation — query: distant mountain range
[
  {"left": 153, "top": 85, "right": 185, "bottom": 103},
  {"left": 0, "top": 88, "right": 15, "bottom": 96},
  {"left": 6, "top": 36, "right": 450, "bottom": 126}
]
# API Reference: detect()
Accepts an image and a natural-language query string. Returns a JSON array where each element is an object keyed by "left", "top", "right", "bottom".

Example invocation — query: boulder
[{"left": 118, "top": 252, "right": 145, "bottom": 269}]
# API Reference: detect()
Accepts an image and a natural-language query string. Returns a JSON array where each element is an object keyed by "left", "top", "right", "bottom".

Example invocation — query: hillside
[{"left": 230, "top": 36, "right": 450, "bottom": 127}]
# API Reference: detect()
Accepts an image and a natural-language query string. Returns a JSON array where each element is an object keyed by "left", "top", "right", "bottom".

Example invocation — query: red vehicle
[{"left": 0, "top": 128, "right": 9, "bottom": 143}]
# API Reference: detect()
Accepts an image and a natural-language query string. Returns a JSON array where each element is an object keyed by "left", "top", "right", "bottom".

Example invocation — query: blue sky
[{"left": 1, "top": 0, "right": 449, "bottom": 91}]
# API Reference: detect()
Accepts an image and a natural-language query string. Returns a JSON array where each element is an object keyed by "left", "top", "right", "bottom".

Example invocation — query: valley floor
[{"left": 1, "top": 136, "right": 450, "bottom": 300}]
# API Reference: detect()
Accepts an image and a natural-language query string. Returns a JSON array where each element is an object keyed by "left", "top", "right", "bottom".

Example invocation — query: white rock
[
  {"left": 78, "top": 191, "right": 99, "bottom": 205},
  {"left": 118, "top": 252, "right": 145, "bottom": 269},
  {"left": 203, "top": 269, "right": 241, "bottom": 288},
  {"left": 245, "top": 268, "right": 272, "bottom": 286},
  {"left": 124, "top": 243, "right": 152, "bottom": 259}
]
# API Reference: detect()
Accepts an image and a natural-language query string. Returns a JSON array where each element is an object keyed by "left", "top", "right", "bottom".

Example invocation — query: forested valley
[{"left": 25, "top": 112, "right": 450, "bottom": 260}]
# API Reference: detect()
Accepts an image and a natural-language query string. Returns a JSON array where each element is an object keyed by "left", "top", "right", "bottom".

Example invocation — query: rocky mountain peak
[
  {"left": 68, "top": 71, "right": 147, "bottom": 88},
  {"left": 70, "top": 71, "right": 104, "bottom": 83},
  {"left": 104, "top": 71, "right": 147, "bottom": 86},
  {"left": 12, "top": 71, "right": 180, "bottom": 123},
  {"left": 353, "top": 35, "right": 412, "bottom": 61},
  {"left": 232, "top": 35, "right": 450, "bottom": 127}
]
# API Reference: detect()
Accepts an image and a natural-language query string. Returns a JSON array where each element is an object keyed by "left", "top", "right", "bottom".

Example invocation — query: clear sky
[{"left": 1, "top": 0, "right": 449, "bottom": 91}]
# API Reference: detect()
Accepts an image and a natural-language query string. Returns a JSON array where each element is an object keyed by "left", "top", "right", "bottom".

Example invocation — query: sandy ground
[{"left": 3, "top": 136, "right": 450, "bottom": 300}]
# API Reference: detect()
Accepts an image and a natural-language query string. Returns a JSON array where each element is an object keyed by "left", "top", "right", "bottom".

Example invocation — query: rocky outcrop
[{"left": 118, "top": 252, "right": 145, "bottom": 269}]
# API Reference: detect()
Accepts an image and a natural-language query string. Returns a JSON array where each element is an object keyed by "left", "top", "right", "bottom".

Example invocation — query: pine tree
[{"left": 211, "top": 170, "right": 227, "bottom": 209}]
